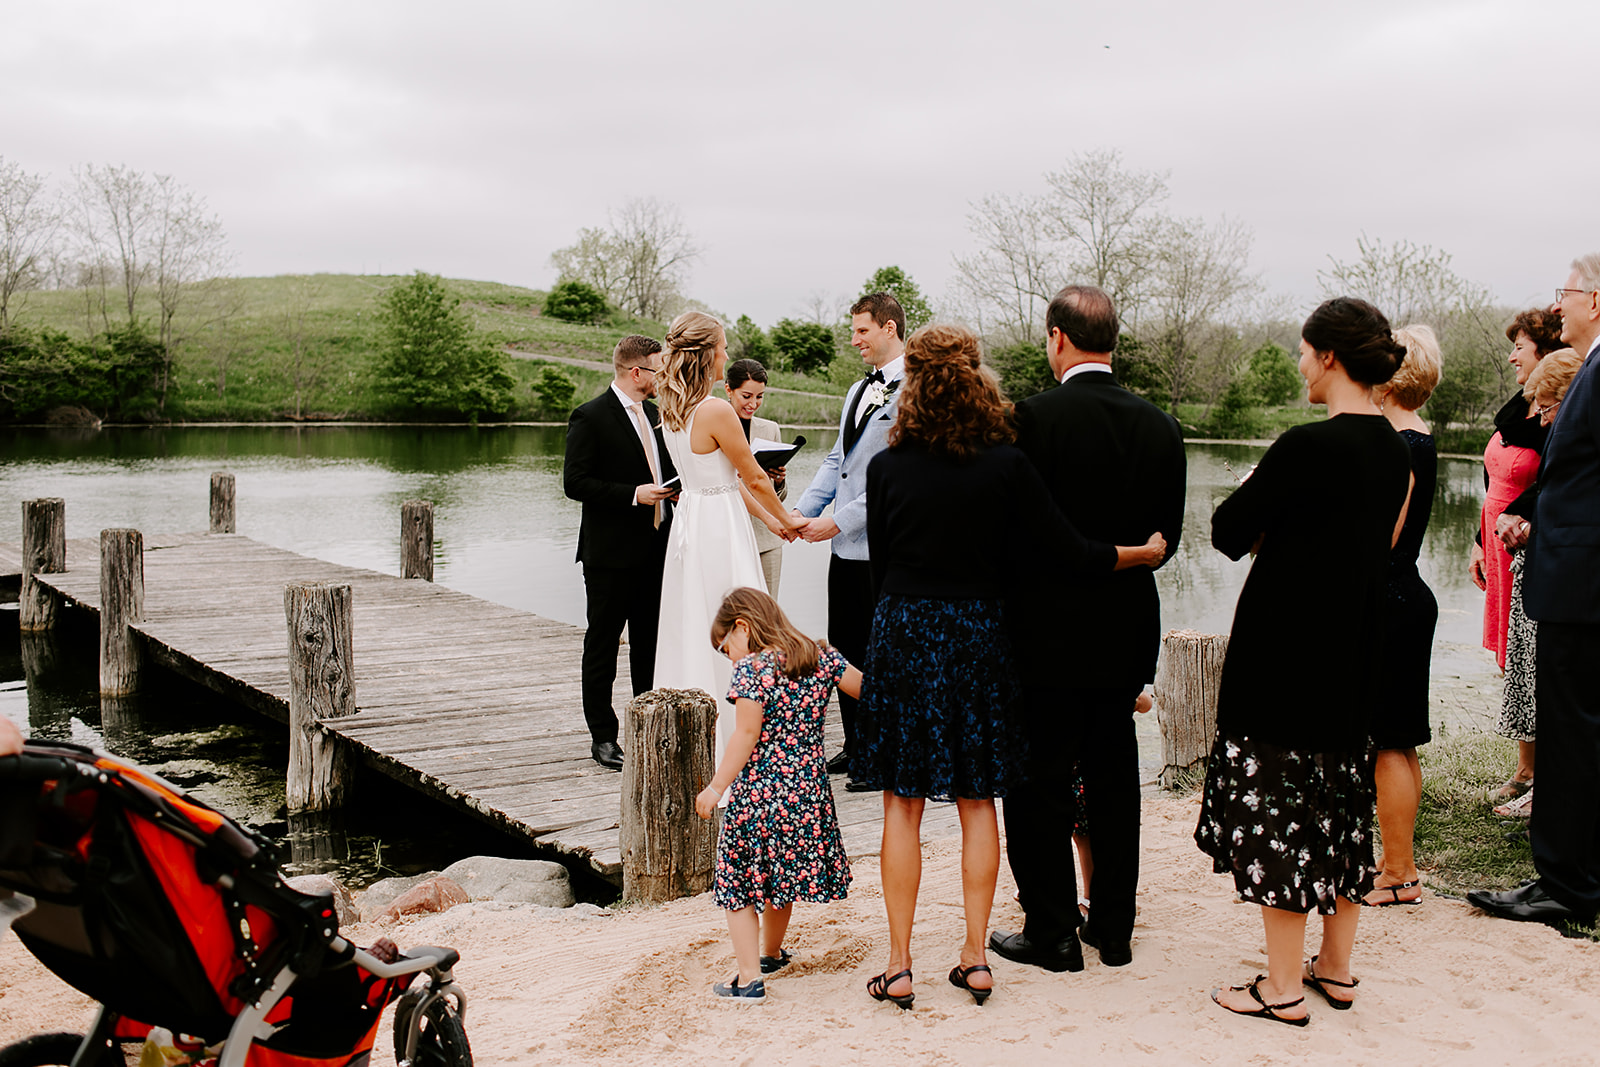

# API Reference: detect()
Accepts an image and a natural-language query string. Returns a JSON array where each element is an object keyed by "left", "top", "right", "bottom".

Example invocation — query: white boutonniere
[{"left": 863, "top": 377, "right": 900, "bottom": 410}]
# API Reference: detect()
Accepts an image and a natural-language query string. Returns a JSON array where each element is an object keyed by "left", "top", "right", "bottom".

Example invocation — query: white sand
[{"left": 4, "top": 794, "right": 1597, "bottom": 1066}]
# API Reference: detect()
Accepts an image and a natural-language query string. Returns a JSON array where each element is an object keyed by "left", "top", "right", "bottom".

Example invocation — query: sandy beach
[{"left": 3, "top": 792, "right": 1596, "bottom": 1066}]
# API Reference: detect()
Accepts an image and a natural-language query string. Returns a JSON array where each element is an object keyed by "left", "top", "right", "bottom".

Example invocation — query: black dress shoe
[
  {"left": 988, "top": 929, "right": 1084, "bottom": 973},
  {"left": 844, "top": 779, "right": 877, "bottom": 793},
  {"left": 1467, "top": 880, "right": 1595, "bottom": 926},
  {"left": 825, "top": 750, "right": 851, "bottom": 775},
  {"left": 591, "top": 740, "right": 624, "bottom": 770},
  {"left": 1079, "top": 925, "right": 1133, "bottom": 967}
]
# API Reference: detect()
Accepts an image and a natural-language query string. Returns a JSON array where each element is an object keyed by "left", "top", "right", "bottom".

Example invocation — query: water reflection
[{"left": 1, "top": 425, "right": 1497, "bottom": 885}]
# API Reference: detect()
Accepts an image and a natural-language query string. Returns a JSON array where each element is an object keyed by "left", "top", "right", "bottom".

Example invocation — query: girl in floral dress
[{"left": 695, "top": 587, "right": 861, "bottom": 1003}]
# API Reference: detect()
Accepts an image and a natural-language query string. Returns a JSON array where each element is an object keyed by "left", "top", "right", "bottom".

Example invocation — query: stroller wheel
[
  {"left": 393, "top": 989, "right": 473, "bottom": 1067},
  {"left": 0, "top": 1033, "right": 120, "bottom": 1067}
]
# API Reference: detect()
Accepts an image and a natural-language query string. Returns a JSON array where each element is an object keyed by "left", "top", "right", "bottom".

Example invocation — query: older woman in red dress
[{"left": 1473, "top": 309, "right": 1563, "bottom": 801}]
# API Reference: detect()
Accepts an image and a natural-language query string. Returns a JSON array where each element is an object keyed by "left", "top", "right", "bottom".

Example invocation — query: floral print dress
[{"left": 713, "top": 646, "right": 852, "bottom": 911}]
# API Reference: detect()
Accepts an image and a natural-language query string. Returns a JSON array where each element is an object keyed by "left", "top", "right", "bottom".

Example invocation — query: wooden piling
[
  {"left": 285, "top": 581, "right": 357, "bottom": 812},
  {"left": 620, "top": 688, "right": 718, "bottom": 903},
  {"left": 209, "top": 472, "right": 236, "bottom": 534},
  {"left": 1153, "top": 629, "right": 1229, "bottom": 789},
  {"left": 99, "top": 529, "right": 145, "bottom": 696},
  {"left": 400, "top": 500, "right": 434, "bottom": 581},
  {"left": 20, "top": 498, "right": 65, "bottom": 631}
]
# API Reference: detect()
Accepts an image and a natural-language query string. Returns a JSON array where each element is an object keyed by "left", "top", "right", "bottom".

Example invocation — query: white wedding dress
[{"left": 654, "top": 397, "right": 768, "bottom": 769}]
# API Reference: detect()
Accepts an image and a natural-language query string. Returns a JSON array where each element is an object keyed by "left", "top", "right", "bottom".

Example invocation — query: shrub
[
  {"left": 1202, "top": 378, "right": 1266, "bottom": 439},
  {"left": 769, "top": 318, "right": 836, "bottom": 376},
  {"left": 543, "top": 279, "right": 609, "bottom": 325},
  {"left": 531, "top": 366, "right": 576, "bottom": 414},
  {"left": 1245, "top": 342, "right": 1302, "bottom": 406},
  {"left": 987, "top": 341, "right": 1056, "bottom": 402}
]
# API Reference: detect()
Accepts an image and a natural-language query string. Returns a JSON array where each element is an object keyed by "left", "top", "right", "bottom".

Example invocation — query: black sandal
[
  {"left": 1361, "top": 879, "right": 1421, "bottom": 907},
  {"left": 867, "top": 968, "right": 915, "bottom": 1010},
  {"left": 1210, "top": 975, "right": 1310, "bottom": 1027},
  {"left": 1302, "top": 955, "right": 1358, "bottom": 1010},
  {"left": 948, "top": 963, "right": 992, "bottom": 1006}
]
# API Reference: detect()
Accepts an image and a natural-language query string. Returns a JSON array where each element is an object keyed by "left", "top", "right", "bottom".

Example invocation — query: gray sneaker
[{"left": 711, "top": 976, "right": 766, "bottom": 1003}]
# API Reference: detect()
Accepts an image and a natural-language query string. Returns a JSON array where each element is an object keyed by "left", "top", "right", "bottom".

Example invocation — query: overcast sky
[{"left": 8, "top": 0, "right": 1593, "bottom": 326}]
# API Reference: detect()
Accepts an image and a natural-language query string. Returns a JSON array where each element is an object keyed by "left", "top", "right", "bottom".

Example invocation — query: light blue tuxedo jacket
[{"left": 795, "top": 375, "right": 902, "bottom": 561}]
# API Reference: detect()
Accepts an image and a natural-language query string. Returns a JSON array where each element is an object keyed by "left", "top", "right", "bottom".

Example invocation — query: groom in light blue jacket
[{"left": 795, "top": 291, "right": 906, "bottom": 789}]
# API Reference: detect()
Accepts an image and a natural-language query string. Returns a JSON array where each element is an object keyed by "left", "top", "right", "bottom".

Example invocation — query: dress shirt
[
  {"left": 610, "top": 382, "right": 664, "bottom": 503},
  {"left": 1060, "top": 361, "right": 1113, "bottom": 384}
]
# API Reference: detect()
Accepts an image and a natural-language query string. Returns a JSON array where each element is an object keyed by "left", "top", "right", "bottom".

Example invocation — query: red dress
[{"left": 1480, "top": 426, "right": 1541, "bottom": 668}]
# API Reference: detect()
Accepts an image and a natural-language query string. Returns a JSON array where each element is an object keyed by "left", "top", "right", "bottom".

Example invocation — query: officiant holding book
[{"left": 725, "top": 358, "right": 790, "bottom": 596}]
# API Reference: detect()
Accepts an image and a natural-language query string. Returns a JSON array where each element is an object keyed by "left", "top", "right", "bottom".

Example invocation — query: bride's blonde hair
[{"left": 658, "top": 311, "right": 723, "bottom": 431}]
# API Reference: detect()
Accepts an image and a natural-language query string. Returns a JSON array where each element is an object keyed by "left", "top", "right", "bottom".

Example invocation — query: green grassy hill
[{"left": 6, "top": 274, "right": 850, "bottom": 424}]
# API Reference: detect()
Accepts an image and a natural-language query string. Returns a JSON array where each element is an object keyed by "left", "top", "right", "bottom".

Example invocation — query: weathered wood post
[
  {"left": 1153, "top": 629, "right": 1229, "bottom": 789},
  {"left": 20, "top": 498, "right": 65, "bottom": 631},
  {"left": 400, "top": 500, "right": 434, "bottom": 581},
  {"left": 620, "top": 688, "right": 718, "bottom": 903},
  {"left": 99, "top": 529, "right": 145, "bottom": 696},
  {"left": 285, "top": 582, "right": 356, "bottom": 812},
  {"left": 209, "top": 472, "right": 236, "bottom": 533}
]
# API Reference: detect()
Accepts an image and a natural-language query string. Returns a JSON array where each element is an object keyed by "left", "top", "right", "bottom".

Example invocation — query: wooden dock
[{"left": 1, "top": 533, "right": 954, "bottom": 880}]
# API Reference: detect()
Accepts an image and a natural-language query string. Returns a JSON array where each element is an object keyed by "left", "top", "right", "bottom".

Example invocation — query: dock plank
[{"left": 5, "top": 533, "right": 925, "bottom": 883}]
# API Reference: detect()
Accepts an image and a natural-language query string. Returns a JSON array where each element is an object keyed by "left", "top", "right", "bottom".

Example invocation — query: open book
[{"left": 751, "top": 434, "right": 805, "bottom": 471}]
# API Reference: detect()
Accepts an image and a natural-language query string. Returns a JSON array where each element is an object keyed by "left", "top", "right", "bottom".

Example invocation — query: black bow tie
[{"left": 863, "top": 369, "right": 886, "bottom": 385}]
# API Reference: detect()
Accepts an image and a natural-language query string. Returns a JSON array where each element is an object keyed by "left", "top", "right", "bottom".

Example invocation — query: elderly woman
[
  {"left": 1365, "top": 325, "right": 1442, "bottom": 907},
  {"left": 852, "top": 324, "right": 1163, "bottom": 1009},
  {"left": 724, "top": 358, "right": 788, "bottom": 597},
  {"left": 1475, "top": 310, "right": 1564, "bottom": 802},
  {"left": 1198, "top": 297, "right": 1411, "bottom": 1025},
  {"left": 1491, "top": 346, "right": 1589, "bottom": 820}
]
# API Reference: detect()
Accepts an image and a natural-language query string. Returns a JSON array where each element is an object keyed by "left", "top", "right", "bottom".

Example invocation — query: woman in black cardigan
[
  {"left": 1196, "top": 298, "right": 1412, "bottom": 1025},
  {"left": 854, "top": 323, "right": 1165, "bottom": 1010}
]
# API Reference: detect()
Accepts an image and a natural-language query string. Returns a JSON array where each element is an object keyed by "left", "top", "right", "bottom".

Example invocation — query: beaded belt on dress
[{"left": 683, "top": 483, "right": 740, "bottom": 496}]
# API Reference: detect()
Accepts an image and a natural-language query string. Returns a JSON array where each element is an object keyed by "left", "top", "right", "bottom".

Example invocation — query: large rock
[
  {"left": 284, "top": 874, "right": 358, "bottom": 926},
  {"left": 440, "top": 856, "right": 575, "bottom": 909},
  {"left": 359, "top": 871, "right": 443, "bottom": 914},
  {"left": 380, "top": 877, "right": 470, "bottom": 921}
]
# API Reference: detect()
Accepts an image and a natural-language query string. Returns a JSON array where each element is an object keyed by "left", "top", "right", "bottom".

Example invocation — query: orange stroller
[{"left": 0, "top": 740, "right": 471, "bottom": 1067}]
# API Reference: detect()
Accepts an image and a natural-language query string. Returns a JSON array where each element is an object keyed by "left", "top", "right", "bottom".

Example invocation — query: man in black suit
[
  {"left": 1471, "top": 255, "right": 1600, "bottom": 927},
  {"left": 563, "top": 335, "right": 677, "bottom": 770},
  {"left": 990, "top": 285, "right": 1186, "bottom": 971}
]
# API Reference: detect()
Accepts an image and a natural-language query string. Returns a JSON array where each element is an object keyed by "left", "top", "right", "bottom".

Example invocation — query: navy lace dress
[{"left": 1372, "top": 428, "right": 1438, "bottom": 750}]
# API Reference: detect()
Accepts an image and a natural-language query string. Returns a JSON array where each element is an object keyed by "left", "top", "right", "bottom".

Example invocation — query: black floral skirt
[
  {"left": 1194, "top": 732, "right": 1376, "bottom": 915},
  {"left": 853, "top": 595, "right": 1024, "bottom": 801}
]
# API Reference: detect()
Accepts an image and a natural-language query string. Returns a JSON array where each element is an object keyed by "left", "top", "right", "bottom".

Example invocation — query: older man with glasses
[{"left": 1471, "top": 256, "right": 1600, "bottom": 927}]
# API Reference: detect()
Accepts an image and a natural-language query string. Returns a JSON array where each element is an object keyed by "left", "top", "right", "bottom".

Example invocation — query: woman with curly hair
[
  {"left": 1474, "top": 308, "right": 1565, "bottom": 803},
  {"left": 852, "top": 323, "right": 1165, "bottom": 1010},
  {"left": 653, "top": 312, "right": 805, "bottom": 767}
]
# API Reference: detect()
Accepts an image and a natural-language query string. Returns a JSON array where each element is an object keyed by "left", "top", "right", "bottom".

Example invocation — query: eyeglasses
[
  {"left": 1537, "top": 400, "right": 1562, "bottom": 418},
  {"left": 632, "top": 365, "right": 657, "bottom": 374},
  {"left": 1556, "top": 287, "right": 1595, "bottom": 303},
  {"left": 717, "top": 630, "right": 733, "bottom": 656}
]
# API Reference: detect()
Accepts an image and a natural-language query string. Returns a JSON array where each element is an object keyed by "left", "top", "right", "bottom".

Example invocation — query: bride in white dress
[{"left": 653, "top": 312, "right": 805, "bottom": 762}]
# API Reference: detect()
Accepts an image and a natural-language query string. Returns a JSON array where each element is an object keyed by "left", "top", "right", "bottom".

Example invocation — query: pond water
[{"left": 0, "top": 423, "right": 1495, "bottom": 887}]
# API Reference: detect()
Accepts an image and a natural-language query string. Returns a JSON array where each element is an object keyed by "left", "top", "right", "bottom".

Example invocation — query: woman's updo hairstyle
[
  {"left": 659, "top": 311, "right": 724, "bottom": 430},
  {"left": 725, "top": 358, "right": 768, "bottom": 390},
  {"left": 889, "top": 323, "right": 1014, "bottom": 459},
  {"left": 1302, "top": 297, "right": 1408, "bottom": 387}
]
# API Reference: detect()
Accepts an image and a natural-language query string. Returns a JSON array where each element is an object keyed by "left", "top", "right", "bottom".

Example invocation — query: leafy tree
[
  {"left": 987, "top": 341, "right": 1055, "bottom": 402},
  {"left": 1110, "top": 333, "right": 1166, "bottom": 406},
  {"left": 373, "top": 272, "right": 514, "bottom": 419},
  {"left": 769, "top": 318, "right": 835, "bottom": 376},
  {"left": 729, "top": 314, "right": 778, "bottom": 368},
  {"left": 543, "top": 279, "right": 609, "bottom": 324},
  {"left": 860, "top": 266, "right": 933, "bottom": 332},
  {"left": 1202, "top": 378, "right": 1264, "bottom": 439},
  {"left": 1244, "top": 342, "right": 1302, "bottom": 406},
  {"left": 531, "top": 366, "right": 576, "bottom": 414}
]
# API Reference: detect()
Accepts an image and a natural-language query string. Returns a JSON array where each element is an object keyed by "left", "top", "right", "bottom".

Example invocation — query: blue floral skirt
[
  {"left": 853, "top": 595, "right": 1024, "bottom": 801},
  {"left": 1194, "top": 733, "right": 1376, "bottom": 915}
]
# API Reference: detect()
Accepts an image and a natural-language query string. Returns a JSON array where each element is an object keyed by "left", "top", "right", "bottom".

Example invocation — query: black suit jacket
[
  {"left": 1012, "top": 370, "right": 1187, "bottom": 688},
  {"left": 563, "top": 389, "right": 677, "bottom": 567},
  {"left": 1525, "top": 345, "right": 1600, "bottom": 623}
]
